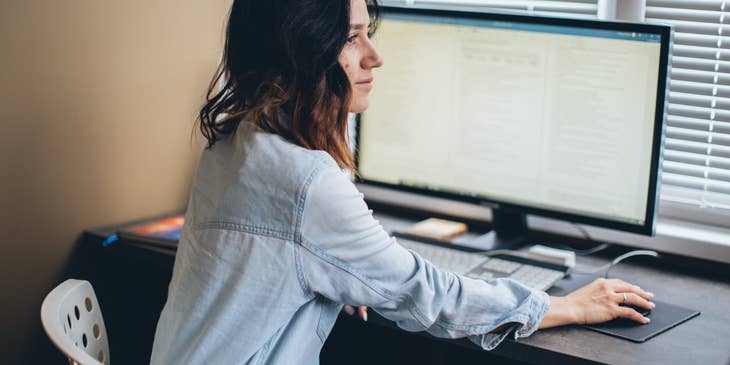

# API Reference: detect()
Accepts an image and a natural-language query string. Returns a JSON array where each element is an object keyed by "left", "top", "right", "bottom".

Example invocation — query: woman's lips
[{"left": 356, "top": 77, "right": 374, "bottom": 90}]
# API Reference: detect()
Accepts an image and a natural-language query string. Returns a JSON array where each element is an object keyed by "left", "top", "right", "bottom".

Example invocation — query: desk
[
  {"left": 79, "top": 210, "right": 730, "bottom": 365},
  {"left": 342, "top": 212, "right": 730, "bottom": 365}
]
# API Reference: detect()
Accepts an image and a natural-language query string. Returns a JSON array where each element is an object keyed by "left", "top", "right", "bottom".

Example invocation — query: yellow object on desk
[{"left": 403, "top": 218, "right": 467, "bottom": 240}]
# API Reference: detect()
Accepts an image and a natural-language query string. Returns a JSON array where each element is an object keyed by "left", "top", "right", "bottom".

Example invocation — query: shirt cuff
[{"left": 470, "top": 289, "right": 550, "bottom": 351}]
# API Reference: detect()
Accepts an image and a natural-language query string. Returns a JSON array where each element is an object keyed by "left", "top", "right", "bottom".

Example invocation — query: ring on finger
[{"left": 622, "top": 293, "right": 628, "bottom": 304}]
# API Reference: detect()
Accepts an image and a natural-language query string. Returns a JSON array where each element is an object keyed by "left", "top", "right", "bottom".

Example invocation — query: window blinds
[
  {"left": 386, "top": 0, "right": 598, "bottom": 18},
  {"left": 646, "top": 0, "right": 730, "bottom": 211}
]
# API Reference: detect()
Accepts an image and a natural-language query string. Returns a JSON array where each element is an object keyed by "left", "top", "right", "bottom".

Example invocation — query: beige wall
[{"left": 0, "top": 1, "right": 231, "bottom": 363}]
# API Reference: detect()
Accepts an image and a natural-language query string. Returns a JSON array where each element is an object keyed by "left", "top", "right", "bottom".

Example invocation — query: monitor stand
[{"left": 456, "top": 209, "right": 529, "bottom": 251}]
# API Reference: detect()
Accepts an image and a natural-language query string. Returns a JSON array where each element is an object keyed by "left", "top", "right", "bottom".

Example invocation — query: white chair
[{"left": 41, "top": 279, "right": 110, "bottom": 365}]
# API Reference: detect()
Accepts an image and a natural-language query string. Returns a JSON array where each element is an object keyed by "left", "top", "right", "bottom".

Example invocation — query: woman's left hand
[{"left": 342, "top": 305, "right": 368, "bottom": 321}]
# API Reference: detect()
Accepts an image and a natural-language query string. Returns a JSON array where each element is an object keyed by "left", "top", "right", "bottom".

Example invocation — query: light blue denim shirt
[{"left": 150, "top": 121, "right": 549, "bottom": 364}]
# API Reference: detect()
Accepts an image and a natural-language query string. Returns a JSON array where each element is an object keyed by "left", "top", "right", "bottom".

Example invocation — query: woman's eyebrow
[{"left": 350, "top": 23, "right": 368, "bottom": 30}]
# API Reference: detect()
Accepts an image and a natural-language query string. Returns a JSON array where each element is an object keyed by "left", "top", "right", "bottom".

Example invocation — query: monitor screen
[{"left": 357, "top": 7, "right": 670, "bottom": 235}]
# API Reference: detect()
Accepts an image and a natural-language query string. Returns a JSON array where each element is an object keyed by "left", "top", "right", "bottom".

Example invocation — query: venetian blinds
[
  {"left": 646, "top": 0, "right": 730, "bottom": 211},
  {"left": 387, "top": 0, "right": 599, "bottom": 18}
]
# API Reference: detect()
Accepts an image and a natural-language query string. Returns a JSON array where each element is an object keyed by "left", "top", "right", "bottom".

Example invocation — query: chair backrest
[{"left": 41, "top": 279, "right": 110, "bottom": 365}]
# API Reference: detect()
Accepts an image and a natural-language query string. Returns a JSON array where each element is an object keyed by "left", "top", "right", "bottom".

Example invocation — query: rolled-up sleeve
[{"left": 297, "top": 164, "right": 550, "bottom": 350}]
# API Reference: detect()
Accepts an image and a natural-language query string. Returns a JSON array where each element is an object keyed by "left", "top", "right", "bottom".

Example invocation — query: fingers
[
  {"left": 342, "top": 305, "right": 368, "bottom": 321},
  {"left": 606, "top": 279, "right": 655, "bottom": 300},
  {"left": 618, "top": 306, "right": 651, "bottom": 324},
  {"left": 614, "top": 292, "right": 656, "bottom": 311},
  {"left": 609, "top": 280, "right": 653, "bottom": 324},
  {"left": 630, "top": 292, "right": 655, "bottom": 311},
  {"left": 358, "top": 306, "right": 368, "bottom": 322}
]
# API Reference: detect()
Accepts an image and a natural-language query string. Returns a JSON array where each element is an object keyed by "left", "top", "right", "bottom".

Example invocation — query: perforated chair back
[{"left": 41, "top": 279, "right": 110, "bottom": 365}]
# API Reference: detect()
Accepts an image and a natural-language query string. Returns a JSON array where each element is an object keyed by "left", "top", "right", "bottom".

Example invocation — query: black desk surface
[
  {"left": 370, "top": 213, "right": 730, "bottom": 365},
  {"left": 82, "top": 211, "right": 730, "bottom": 365}
]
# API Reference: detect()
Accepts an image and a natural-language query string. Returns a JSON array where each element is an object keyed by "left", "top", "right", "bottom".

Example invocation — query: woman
[{"left": 150, "top": 0, "right": 655, "bottom": 363}]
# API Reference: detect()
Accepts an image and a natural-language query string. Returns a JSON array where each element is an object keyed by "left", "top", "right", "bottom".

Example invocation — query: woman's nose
[{"left": 362, "top": 40, "right": 383, "bottom": 69}]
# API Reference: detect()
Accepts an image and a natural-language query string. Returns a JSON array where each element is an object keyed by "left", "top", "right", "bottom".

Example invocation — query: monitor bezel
[{"left": 354, "top": 5, "right": 672, "bottom": 236}]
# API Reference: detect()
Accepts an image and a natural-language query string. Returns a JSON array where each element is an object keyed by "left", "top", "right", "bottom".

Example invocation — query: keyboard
[{"left": 397, "top": 236, "right": 566, "bottom": 291}]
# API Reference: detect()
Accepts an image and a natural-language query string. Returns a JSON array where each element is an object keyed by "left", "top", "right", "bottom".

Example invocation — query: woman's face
[{"left": 339, "top": 0, "right": 383, "bottom": 113}]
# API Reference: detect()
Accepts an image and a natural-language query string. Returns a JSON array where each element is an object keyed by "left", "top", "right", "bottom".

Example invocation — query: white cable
[{"left": 571, "top": 250, "right": 660, "bottom": 277}]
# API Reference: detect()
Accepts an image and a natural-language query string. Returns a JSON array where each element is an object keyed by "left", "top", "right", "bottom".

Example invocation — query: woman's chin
[{"left": 348, "top": 99, "right": 369, "bottom": 113}]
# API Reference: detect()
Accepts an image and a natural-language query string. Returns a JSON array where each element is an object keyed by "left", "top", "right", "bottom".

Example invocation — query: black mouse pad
[{"left": 583, "top": 300, "right": 700, "bottom": 342}]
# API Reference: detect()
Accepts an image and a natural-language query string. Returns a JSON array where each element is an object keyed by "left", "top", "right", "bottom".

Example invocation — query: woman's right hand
[
  {"left": 539, "top": 278, "right": 655, "bottom": 329},
  {"left": 342, "top": 305, "right": 368, "bottom": 322}
]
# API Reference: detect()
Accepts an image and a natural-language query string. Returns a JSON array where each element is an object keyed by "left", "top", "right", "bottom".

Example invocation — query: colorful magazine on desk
[{"left": 116, "top": 213, "right": 185, "bottom": 249}]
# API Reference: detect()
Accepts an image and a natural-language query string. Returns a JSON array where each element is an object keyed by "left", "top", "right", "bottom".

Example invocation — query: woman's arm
[
  {"left": 297, "top": 164, "right": 549, "bottom": 350},
  {"left": 297, "top": 163, "right": 654, "bottom": 348}
]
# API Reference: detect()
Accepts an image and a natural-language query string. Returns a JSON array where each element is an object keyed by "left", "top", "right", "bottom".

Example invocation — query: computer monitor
[{"left": 356, "top": 5, "right": 671, "bottom": 249}]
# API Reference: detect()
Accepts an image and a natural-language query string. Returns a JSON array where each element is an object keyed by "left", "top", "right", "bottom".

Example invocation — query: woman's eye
[{"left": 347, "top": 34, "right": 357, "bottom": 43}]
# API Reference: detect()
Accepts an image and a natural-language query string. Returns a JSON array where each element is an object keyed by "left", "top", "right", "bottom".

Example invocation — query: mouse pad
[{"left": 583, "top": 300, "right": 700, "bottom": 342}]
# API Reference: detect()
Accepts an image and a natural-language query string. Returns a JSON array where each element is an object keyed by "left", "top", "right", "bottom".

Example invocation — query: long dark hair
[{"left": 198, "top": 0, "right": 380, "bottom": 170}]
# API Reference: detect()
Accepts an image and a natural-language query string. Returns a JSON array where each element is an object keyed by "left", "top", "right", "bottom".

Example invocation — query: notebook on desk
[{"left": 116, "top": 213, "right": 185, "bottom": 249}]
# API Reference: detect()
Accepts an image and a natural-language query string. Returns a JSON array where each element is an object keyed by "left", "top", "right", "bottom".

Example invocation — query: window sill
[
  {"left": 358, "top": 183, "right": 730, "bottom": 265},
  {"left": 529, "top": 215, "right": 730, "bottom": 265}
]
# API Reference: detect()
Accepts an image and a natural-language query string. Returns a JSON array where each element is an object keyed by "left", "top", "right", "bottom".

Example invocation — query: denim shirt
[{"left": 150, "top": 121, "right": 549, "bottom": 365}]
